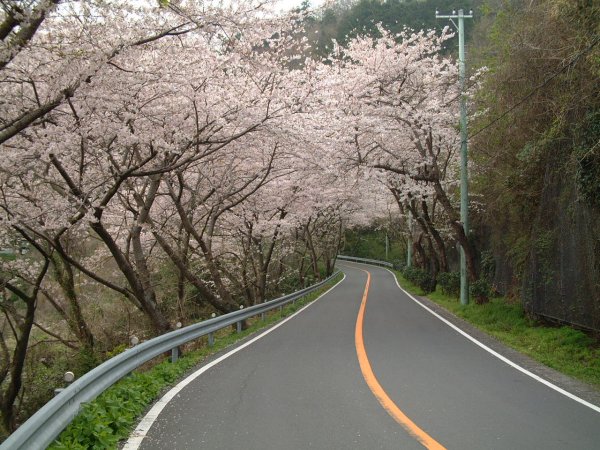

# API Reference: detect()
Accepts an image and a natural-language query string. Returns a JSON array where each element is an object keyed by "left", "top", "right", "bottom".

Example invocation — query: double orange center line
[{"left": 354, "top": 269, "right": 446, "bottom": 450}]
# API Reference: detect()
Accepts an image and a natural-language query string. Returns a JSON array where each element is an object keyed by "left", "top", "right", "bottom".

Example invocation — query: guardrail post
[
  {"left": 170, "top": 322, "right": 183, "bottom": 362},
  {"left": 208, "top": 332, "right": 214, "bottom": 347},
  {"left": 261, "top": 312, "right": 265, "bottom": 321},
  {"left": 237, "top": 305, "right": 244, "bottom": 333}
]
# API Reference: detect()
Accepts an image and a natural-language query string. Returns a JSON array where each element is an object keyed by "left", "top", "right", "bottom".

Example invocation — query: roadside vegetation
[
  {"left": 393, "top": 270, "right": 600, "bottom": 389},
  {"left": 49, "top": 272, "right": 343, "bottom": 450}
]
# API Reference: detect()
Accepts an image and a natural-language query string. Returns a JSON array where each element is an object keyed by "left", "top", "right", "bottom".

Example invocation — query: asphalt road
[{"left": 131, "top": 263, "right": 600, "bottom": 449}]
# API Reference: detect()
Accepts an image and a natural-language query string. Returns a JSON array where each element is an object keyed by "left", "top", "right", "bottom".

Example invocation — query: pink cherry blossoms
[{"left": 0, "top": 0, "right": 471, "bottom": 433}]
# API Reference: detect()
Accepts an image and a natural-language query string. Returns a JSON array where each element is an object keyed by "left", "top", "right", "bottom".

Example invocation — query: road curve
[{"left": 130, "top": 263, "right": 600, "bottom": 449}]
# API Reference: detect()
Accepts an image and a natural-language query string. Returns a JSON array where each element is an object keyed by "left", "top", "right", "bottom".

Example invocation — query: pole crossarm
[{"left": 435, "top": 9, "right": 473, "bottom": 19}]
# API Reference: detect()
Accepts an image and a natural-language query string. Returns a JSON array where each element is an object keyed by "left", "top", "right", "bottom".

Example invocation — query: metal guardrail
[
  {"left": 1, "top": 272, "right": 340, "bottom": 450},
  {"left": 337, "top": 255, "right": 394, "bottom": 268}
]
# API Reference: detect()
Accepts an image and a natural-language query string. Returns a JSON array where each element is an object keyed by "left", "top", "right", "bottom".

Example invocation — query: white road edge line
[
  {"left": 123, "top": 273, "right": 346, "bottom": 450},
  {"left": 380, "top": 267, "right": 600, "bottom": 415}
]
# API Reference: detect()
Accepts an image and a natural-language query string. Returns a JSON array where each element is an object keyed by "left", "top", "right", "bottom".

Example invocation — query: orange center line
[{"left": 354, "top": 269, "right": 446, "bottom": 450}]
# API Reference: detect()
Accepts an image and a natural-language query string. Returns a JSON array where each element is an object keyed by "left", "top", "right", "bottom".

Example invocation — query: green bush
[
  {"left": 49, "top": 361, "right": 184, "bottom": 450},
  {"left": 438, "top": 272, "right": 460, "bottom": 298},
  {"left": 402, "top": 266, "right": 436, "bottom": 294},
  {"left": 470, "top": 279, "right": 492, "bottom": 304},
  {"left": 392, "top": 260, "right": 405, "bottom": 271},
  {"left": 401, "top": 266, "right": 418, "bottom": 284}
]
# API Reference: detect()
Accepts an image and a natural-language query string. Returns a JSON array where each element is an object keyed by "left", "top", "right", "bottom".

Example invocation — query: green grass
[
  {"left": 393, "top": 270, "right": 600, "bottom": 388},
  {"left": 49, "top": 273, "right": 344, "bottom": 450}
]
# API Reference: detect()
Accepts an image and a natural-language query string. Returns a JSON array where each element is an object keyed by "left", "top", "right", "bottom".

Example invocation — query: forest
[{"left": 0, "top": 0, "right": 598, "bottom": 440}]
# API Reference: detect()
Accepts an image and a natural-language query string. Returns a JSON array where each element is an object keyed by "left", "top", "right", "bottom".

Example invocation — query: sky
[{"left": 276, "top": 0, "right": 326, "bottom": 12}]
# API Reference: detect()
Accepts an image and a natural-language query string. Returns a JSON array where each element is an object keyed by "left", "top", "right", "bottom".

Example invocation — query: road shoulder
[{"left": 408, "top": 288, "right": 600, "bottom": 408}]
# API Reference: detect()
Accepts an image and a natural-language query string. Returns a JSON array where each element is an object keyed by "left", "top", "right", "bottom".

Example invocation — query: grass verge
[
  {"left": 48, "top": 272, "right": 344, "bottom": 450},
  {"left": 393, "top": 270, "right": 600, "bottom": 389}
]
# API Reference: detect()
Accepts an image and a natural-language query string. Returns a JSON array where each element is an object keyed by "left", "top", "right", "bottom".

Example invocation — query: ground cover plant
[
  {"left": 393, "top": 271, "right": 600, "bottom": 388},
  {"left": 47, "top": 273, "right": 343, "bottom": 449}
]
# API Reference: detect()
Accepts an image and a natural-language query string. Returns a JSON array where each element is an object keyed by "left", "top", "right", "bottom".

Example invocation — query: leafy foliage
[
  {"left": 575, "top": 110, "right": 600, "bottom": 209},
  {"left": 343, "top": 226, "right": 406, "bottom": 262},
  {"left": 402, "top": 266, "right": 436, "bottom": 294},
  {"left": 437, "top": 271, "right": 460, "bottom": 298},
  {"left": 469, "top": 279, "right": 491, "bottom": 304},
  {"left": 469, "top": 0, "right": 600, "bottom": 328},
  {"left": 49, "top": 361, "right": 189, "bottom": 450}
]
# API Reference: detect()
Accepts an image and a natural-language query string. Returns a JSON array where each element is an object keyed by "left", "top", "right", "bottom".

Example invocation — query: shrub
[
  {"left": 470, "top": 279, "right": 492, "bottom": 304},
  {"left": 403, "top": 266, "right": 436, "bottom": 294},
  {"left": 438, "top": 272, "right": 460, "bottom": 298},
  {"left": 420, "top": 274, "right": 436, "bottom": 294},
  {"left": 402, "top": 266, "right": 419, "bottom": 284},
  {"left": 392, "top": 260, "right": 405, "bottom": 271},
  {"left": 49, "top": 368, "right": 169, "bottom": 450}
]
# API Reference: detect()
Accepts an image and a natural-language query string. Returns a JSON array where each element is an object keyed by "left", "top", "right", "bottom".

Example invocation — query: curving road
[{"left": 127, "top": 263, "right": 600, "bottom": 450}]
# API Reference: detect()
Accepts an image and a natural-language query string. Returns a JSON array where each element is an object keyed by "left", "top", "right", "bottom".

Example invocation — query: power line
[{"left": 468, "top": 35, "right": 600, "bottom": 140}]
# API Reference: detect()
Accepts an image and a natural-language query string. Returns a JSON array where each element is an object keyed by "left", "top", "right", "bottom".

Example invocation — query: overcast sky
[{"left": 276, "top": 0, "right": 326, "bottom": 12}]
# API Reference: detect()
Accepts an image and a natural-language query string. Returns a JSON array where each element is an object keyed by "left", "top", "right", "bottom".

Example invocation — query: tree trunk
[
  {"left": 0, "top": 259, "right": 49, "bottom": 432},
  {"left": 176, "top": 225, "right": 191, "bottom": 319},
  {"left": 52, "top": 254, "right": 95, "bottom": 351},
  {"left": 450, "top": 220, "right": 478, "bottom": 282},
  {"left": 252, "top": 214, "right": 283, "bottom": 303},
  {"left": 420, "top": 200, "right": 449, "bottom": 273},
  {"left": 197, "top": 238, "right": 239, "bottom": 311},
  {"left": 432, "top": 181, "right": 478, "bottom": 281},
  {"left": 414, "top": 233, "right": 428, "bottom": 269},
  {"left": 129, "top": 176, "right": 171, "bottom": 333},
  {"left": 152, "top": 232, "right": 238, "bottom": 314},
  {"left": 0, "top": 297, "right": 34, "bottom": 432},
  {"left": 303, "top": 221, "right": 320, "bottom": 279},
  {"left": 90, "top": 221, "right": 171, "bottom": 333}
]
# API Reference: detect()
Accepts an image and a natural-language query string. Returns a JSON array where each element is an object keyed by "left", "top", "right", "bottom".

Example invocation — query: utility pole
[
  {"left": 436, "top": 8, "right": 473, "bottom": 305},
  {"left": 406, "top": 211, "right": 412, "bottom": 268}
]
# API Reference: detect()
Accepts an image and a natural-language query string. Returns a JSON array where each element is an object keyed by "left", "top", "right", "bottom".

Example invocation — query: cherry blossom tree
[
  {"left": 1, "top": 0, "right": 306, "bottom": 325},
  {"left": 0, "top": 0, "right": 329, "bottom": 430},
  {"left": 315, "top": 26, "right": 478, "bottom": 279},
  {"left": 0, "top": 1, "right": 485, "bottom": 433}
]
